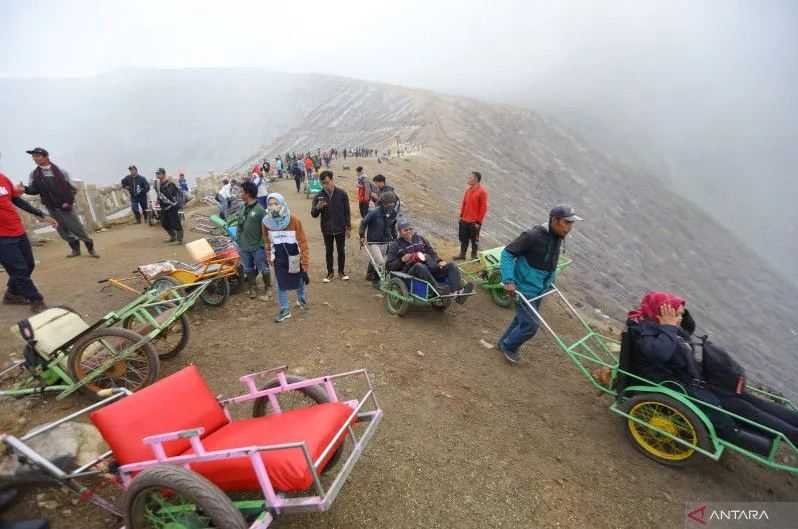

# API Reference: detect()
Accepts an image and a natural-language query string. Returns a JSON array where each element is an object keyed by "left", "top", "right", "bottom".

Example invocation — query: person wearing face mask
[
  {"left": 358, "top": 191, "right": 398, "bottom": 287},
  {"left": 262, "top": 193, "right": 310, "bottom": 322}
]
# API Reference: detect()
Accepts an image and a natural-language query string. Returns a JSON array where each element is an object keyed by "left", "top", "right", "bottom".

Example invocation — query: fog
[{"left": 2, "top": 0, "right": 796, "bottom": 281}]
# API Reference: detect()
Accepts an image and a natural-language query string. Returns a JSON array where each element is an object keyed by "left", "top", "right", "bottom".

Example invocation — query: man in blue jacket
[{"left": 497, "top": 205, "right": 583, "bottom": 363}]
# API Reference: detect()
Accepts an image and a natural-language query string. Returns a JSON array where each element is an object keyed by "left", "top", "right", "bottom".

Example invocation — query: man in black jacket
[
  {"left": 155, "top": 168, "right": 183, "bottom": 243},
  {"left": 311, "top": 170, "right": 351, "bottom": 281},
  {"left": 121, "top": 165, "right": 150, "bottom": 224},
  {"left": 385, "top": 219, "right": 473, "bottom": 303},
  {"left": 22, "top": 147, "right": 98, "bottom": 258},
  {"left": 358, "top": 191, "right": 398, "bottom": 285}
]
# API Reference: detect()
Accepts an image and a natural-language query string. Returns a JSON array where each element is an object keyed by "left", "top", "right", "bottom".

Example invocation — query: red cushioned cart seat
[
  {"left": 186, "top": 402, "right": 354, "bottom": 492},
  {"left": 90, "top": 364, "right": 354, "bottom": 493},
  {"left": 90, "top": 365, "right": 228, "bottom": 465}
]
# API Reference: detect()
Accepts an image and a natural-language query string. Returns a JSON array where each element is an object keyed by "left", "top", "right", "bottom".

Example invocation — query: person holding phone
[{"left": 311, "top": 170, "right": 351, "bottom": 282}]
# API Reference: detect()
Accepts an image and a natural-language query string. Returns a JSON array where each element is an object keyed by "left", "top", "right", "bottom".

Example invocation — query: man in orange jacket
[{"left": 453, "top": 171, "right": 488, "bottom": 260}]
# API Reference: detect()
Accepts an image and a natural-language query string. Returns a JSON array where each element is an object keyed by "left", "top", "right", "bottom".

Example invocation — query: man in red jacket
[
  {"left": 453, "top": 171, "right": 488, "bottom": 260},
  {"left": 1, "top": 171, "right": 56, "bottom": 312}
]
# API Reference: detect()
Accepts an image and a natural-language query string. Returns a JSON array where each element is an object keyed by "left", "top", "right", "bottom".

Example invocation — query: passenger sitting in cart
[
  {"left": 359, "top": 191, "right": 398, "bottom": 286},
  {"left": 628, "top": 291, "right": 798, "bottom": 446},
  {"left": 385, "top": 219, "right": 474, "bottom": 303}
]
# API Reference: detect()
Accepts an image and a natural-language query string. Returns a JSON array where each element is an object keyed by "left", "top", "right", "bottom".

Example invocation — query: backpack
[{"left": 700, "top": 338, "right": 746, "bottom": 393}]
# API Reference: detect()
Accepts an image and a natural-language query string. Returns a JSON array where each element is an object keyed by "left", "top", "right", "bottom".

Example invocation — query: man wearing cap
[
  {"left": 155, "top": 168, "right": 183, "bottom": 243},
  {"left": 22, "top": 147, "right": 98, "bottom": 258},
  {"left": 385, "top": 219, "right": 474, "bottom": 303},
  {"left": 497, "top": 205, "right": 583, "bottom": 364},
  {"left": 121, "top": 165, "right": 150, "bottom": 224},
  {"left": 358, "top": 191, "right": 399, "bottom": 286}
]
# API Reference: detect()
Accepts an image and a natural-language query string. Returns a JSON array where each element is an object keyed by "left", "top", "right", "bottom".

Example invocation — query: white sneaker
[{"left": 339, "top": 274, "right": 350, "bottom": 281}]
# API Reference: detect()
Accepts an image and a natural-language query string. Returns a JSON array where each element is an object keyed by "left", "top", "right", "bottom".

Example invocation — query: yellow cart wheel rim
[{"left": 628, "top": 400, "right": 698, "bottom": 461}]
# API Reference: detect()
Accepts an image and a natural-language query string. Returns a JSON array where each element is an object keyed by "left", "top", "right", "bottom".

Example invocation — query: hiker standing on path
[
  {"left": 262, "top": 193, "right": 309, "bottom": 322},
  {"left": 453, "top": 171, "right": 487, "bottom": 261},
  {"left": 355, "top": 166, "right": 372, "bottom": 218},
  {"left": 311, "top": 170, "right": 351, "bottom": 282},
  {"left": 155, "top": 168, "right": 183, "bottom": 243},
  {"left": 497, "top": 205, "right": 582, "bottom": 364},
  {"left": 1, "top": 171, "right": 57, "bottom": 312},
  {"left": 22, "top": 147, "right": 98, "bottom": 258},
  {"left": 121, "top": 165, "right": 150, "bottom": 224},
  {"left": 178, "top": 173, "right": 189, "bottom": 193},
  {"left": 237, "top": 182, "right": 271, "bottom": 301}
]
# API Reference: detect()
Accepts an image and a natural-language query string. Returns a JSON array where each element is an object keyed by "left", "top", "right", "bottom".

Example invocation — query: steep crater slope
[{"left": 252, "top": 81, "right": 798, "bottom": 397}]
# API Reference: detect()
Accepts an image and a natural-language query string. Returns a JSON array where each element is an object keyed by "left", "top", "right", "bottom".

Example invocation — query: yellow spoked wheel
[{"left": 622, "top": 394, "right": 710, "bottom": 467}]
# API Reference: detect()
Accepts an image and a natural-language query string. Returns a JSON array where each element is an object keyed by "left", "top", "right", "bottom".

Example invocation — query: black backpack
[{"left": 700, "top": 337, "right": 746, "bottom": 393}]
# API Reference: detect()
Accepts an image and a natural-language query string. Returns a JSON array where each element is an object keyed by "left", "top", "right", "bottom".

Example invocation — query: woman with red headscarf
[{"left": 627, "top": 291, "right": 798, "bottom": 448}]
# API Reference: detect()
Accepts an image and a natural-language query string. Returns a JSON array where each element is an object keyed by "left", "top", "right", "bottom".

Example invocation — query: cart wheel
[
  {"left": 227, "top": 265, "right": 245, "bottom": 295},
  {"left": 122, "top": 310, "right": 190, "bottom": 360},
  {"left": 150, "top": 276, "right": 183, "bottom": 303},
  {"left": 487, "top": 270, "right": 513, "bottom": 308},
  {"left": 252, "top": 375, "right": 344, "bottom": 471},
  {"left": 125, "top": 464, "right": 246, "bottom": 529},
  {"left": 384, "top": 277, "right": 410, "bottom": 317},
  {"left": 67, "top": 328, "right": 159, "bottom": 400},
  {"left": 200, "top": 278, "right": 230, "bottom": 307},
  {"left": 620, "top": 393, "right": 711, "bottom": 467}
]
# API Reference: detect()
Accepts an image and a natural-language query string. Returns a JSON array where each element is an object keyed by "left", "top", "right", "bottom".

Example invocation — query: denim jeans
[
  {"left": 239, "top": 247, "right": 268, "bottom": 274},
  {"left": 277, "top": 281, "right": 306, "bottom": 311},
  {"left": 498, "top": 298, "right": 541, "bottom": 354}
]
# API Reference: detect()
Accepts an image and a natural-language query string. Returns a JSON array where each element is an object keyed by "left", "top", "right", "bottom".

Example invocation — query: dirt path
[{"left": 1, "top": 174, "right": 795, "bottom": 529}]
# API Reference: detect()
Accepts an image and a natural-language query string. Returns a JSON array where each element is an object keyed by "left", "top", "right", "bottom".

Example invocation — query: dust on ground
[{"left": 0, "top": 174, "right": 794, "bottom": 529}]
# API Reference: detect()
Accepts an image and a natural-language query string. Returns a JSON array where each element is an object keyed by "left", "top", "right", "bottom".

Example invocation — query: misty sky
[{"left": 2, "top": 0, "right": 797, "bottom": 276}]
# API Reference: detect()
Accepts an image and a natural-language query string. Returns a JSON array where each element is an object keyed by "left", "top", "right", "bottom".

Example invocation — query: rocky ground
[{"left": 1, "top": 173, "right": 795, "bottom": 529}]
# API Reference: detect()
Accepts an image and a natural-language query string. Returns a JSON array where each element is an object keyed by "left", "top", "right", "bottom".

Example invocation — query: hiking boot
[
  {"left": 274, "top": 309, "right": 292, "bottom": 322},
  {"left": 85, "top": 240, "right": 99, "bottom": 258},
  {"left": 452, "top": 253, "right": 466, "bottom": 261},
  {"left": 2, "top": 293, "right": 29, "bottom": 306},
  {"left": 66, "top": 240, "right": 81, "bottom": 258},
  {"left": 323, "top": 273, "right": 334, "bottom": 283},
  {"left": 456, "top": 282, "right": 475, "bottom": 304},
  {"left": 30, "top": 300, "right": 48, "bottom": 314},
  {"left": 497, "top": 342, "right": 520, "bottom": 364}
]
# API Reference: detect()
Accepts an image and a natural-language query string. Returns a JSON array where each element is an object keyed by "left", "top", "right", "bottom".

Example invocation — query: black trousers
[
  {"left": 0, "top": 234, "right": 43, "bottom": 301},
  {"left": 161, "top": 207, "right": 182, "bottom": 234},
  {"left": 294, "top": 175, "right": 301, "bottom": 192},
  {"left": 323, "top": 232, "right": 346, "bottom": 275},
  {"left": 458, "top": 220, "right": 480, "bottom": 255},
  {"left": 407, "top": 262, "right": 462, "bottom": 290},
  {"left": 717, "top": 389, "right": 798, "bottom": 444},
  {"left": 359, "top": 202, "right": 369, "bottom": 218}
]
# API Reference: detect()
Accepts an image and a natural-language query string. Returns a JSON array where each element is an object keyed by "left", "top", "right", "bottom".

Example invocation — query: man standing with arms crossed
[
  {"left": 22, "top": 147, "right": 98, "bottom": 258},
  {"left": 453, "top": 171, "right": 487, "bottom": 261}
]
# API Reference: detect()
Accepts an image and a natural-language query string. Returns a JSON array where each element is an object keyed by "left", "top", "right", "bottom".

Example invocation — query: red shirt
[
  {"left": 0, "top": 172, "right": 26, "bottom": 237},
  {"left": 460, "top": 184, "right": 488, "bottom": 224}
]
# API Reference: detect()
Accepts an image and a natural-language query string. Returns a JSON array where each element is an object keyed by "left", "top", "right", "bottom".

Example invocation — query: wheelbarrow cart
[
  {"left": 0, "top": 280, "right": 209, "bottom": 400},
  {"left": 1, "top": 364, "right": 383, "bottom": 528},
  {"left": 516, "top": 287, "right": 798, "bottom": 473}
]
